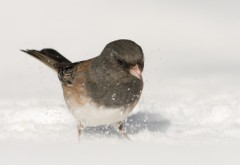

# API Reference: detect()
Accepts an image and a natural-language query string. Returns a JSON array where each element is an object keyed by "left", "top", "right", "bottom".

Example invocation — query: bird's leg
[
  {"left": 77, "top": 123, "right": 85, "bottom": 141},
  {"left": 114, "top": 122, "right": 131, "bottom": 141}
]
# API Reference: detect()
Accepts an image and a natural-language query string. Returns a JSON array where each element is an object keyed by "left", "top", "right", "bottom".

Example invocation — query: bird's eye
[{"left": 117, "top": 59, "right": 124, "bottom": 66}]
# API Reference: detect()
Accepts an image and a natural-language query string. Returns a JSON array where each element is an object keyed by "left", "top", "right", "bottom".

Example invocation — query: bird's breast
[
  {"left": 85, "top": 77, "right": 143, "bottom": 109},
  {"left": 70, "top": 103, "right": 131, "bottom": 126},
  {"left": 62, "top": 83, "right": 133, "bottom": 126}
]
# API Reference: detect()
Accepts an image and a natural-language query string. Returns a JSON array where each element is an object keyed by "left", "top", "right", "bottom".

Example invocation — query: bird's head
[{"left": 99, "top": 39, "right": 144, "bottom": 80}]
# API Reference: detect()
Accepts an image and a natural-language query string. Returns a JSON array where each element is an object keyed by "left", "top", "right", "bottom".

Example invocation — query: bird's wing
[
  {"left": 54, "top": 62, "right": 81, "bottom": 85},
  {"left": 54, "top": 59, "right": 92, "bottom": 85}
]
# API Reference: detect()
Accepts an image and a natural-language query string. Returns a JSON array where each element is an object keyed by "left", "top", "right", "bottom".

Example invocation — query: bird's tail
[{"left": 21, "top": 49, "right": 72, "bottom": 72}]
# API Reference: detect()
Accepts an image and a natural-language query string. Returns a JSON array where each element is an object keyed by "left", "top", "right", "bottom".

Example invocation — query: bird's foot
[
  {"left": 114, "top": 122, "right": 131, "bottom": 141},
  {"left": 77, "top": 123, "right": 85, "bottom": 142},
  {"left": 119, "top": 129, "right": 131, "bottom": 141}
]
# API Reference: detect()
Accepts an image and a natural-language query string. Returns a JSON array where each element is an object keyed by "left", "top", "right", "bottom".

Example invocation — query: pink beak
[{"left": 129, "top": 64, "right": 142, "bottom": 80}]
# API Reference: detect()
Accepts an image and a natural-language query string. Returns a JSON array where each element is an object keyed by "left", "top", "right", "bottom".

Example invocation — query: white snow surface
[
  {"left": 2, "top": 66, "right": 240, "bottom": 159},
  {"left": 1, "top": 76, "right": 240, "bottom": 165},
  {"left": 0, "top": 76, "right": 240, "bottom": 165},
  {"left": 1, "top": 76, "right": 240, "bottom": 144}
]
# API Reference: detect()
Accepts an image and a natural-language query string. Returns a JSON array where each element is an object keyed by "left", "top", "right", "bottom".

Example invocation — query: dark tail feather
[{"left": 21, "top": 49, "right": 71, "bottom": 72}]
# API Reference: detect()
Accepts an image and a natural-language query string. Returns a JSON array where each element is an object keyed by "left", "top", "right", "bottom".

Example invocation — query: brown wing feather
[{"left": 55, "top": 62, "right": 81, "bottom": 85}]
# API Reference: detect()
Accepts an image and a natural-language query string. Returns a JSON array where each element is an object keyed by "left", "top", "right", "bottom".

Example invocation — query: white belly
[{"left": 70, "top": 104, "right": 131, "bottom": 127}]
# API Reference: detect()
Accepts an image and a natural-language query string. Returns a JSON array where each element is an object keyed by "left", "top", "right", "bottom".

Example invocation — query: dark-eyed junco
[{"left": 21, "top": 39, "right": 144, "bottom": 140}]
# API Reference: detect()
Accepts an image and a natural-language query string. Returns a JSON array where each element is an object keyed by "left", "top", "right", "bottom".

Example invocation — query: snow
[
  {"left": 1, "top": 76, "right": 240, "bottom": 164},
  {"left": 1, "top": 76, "right": 240, "bottom": 144},
  {"left": 1, "top": 0, "right": 240, "bottom": 164}
]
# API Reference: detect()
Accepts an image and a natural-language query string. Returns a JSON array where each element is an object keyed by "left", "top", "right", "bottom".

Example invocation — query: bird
[{"left": 21, "top": 39, "right": 144, "bottom": 140}]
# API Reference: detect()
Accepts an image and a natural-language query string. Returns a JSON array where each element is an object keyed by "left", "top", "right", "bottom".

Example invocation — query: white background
[{"left": 0, "top": 0, "right": 240, "bottom": 164}]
